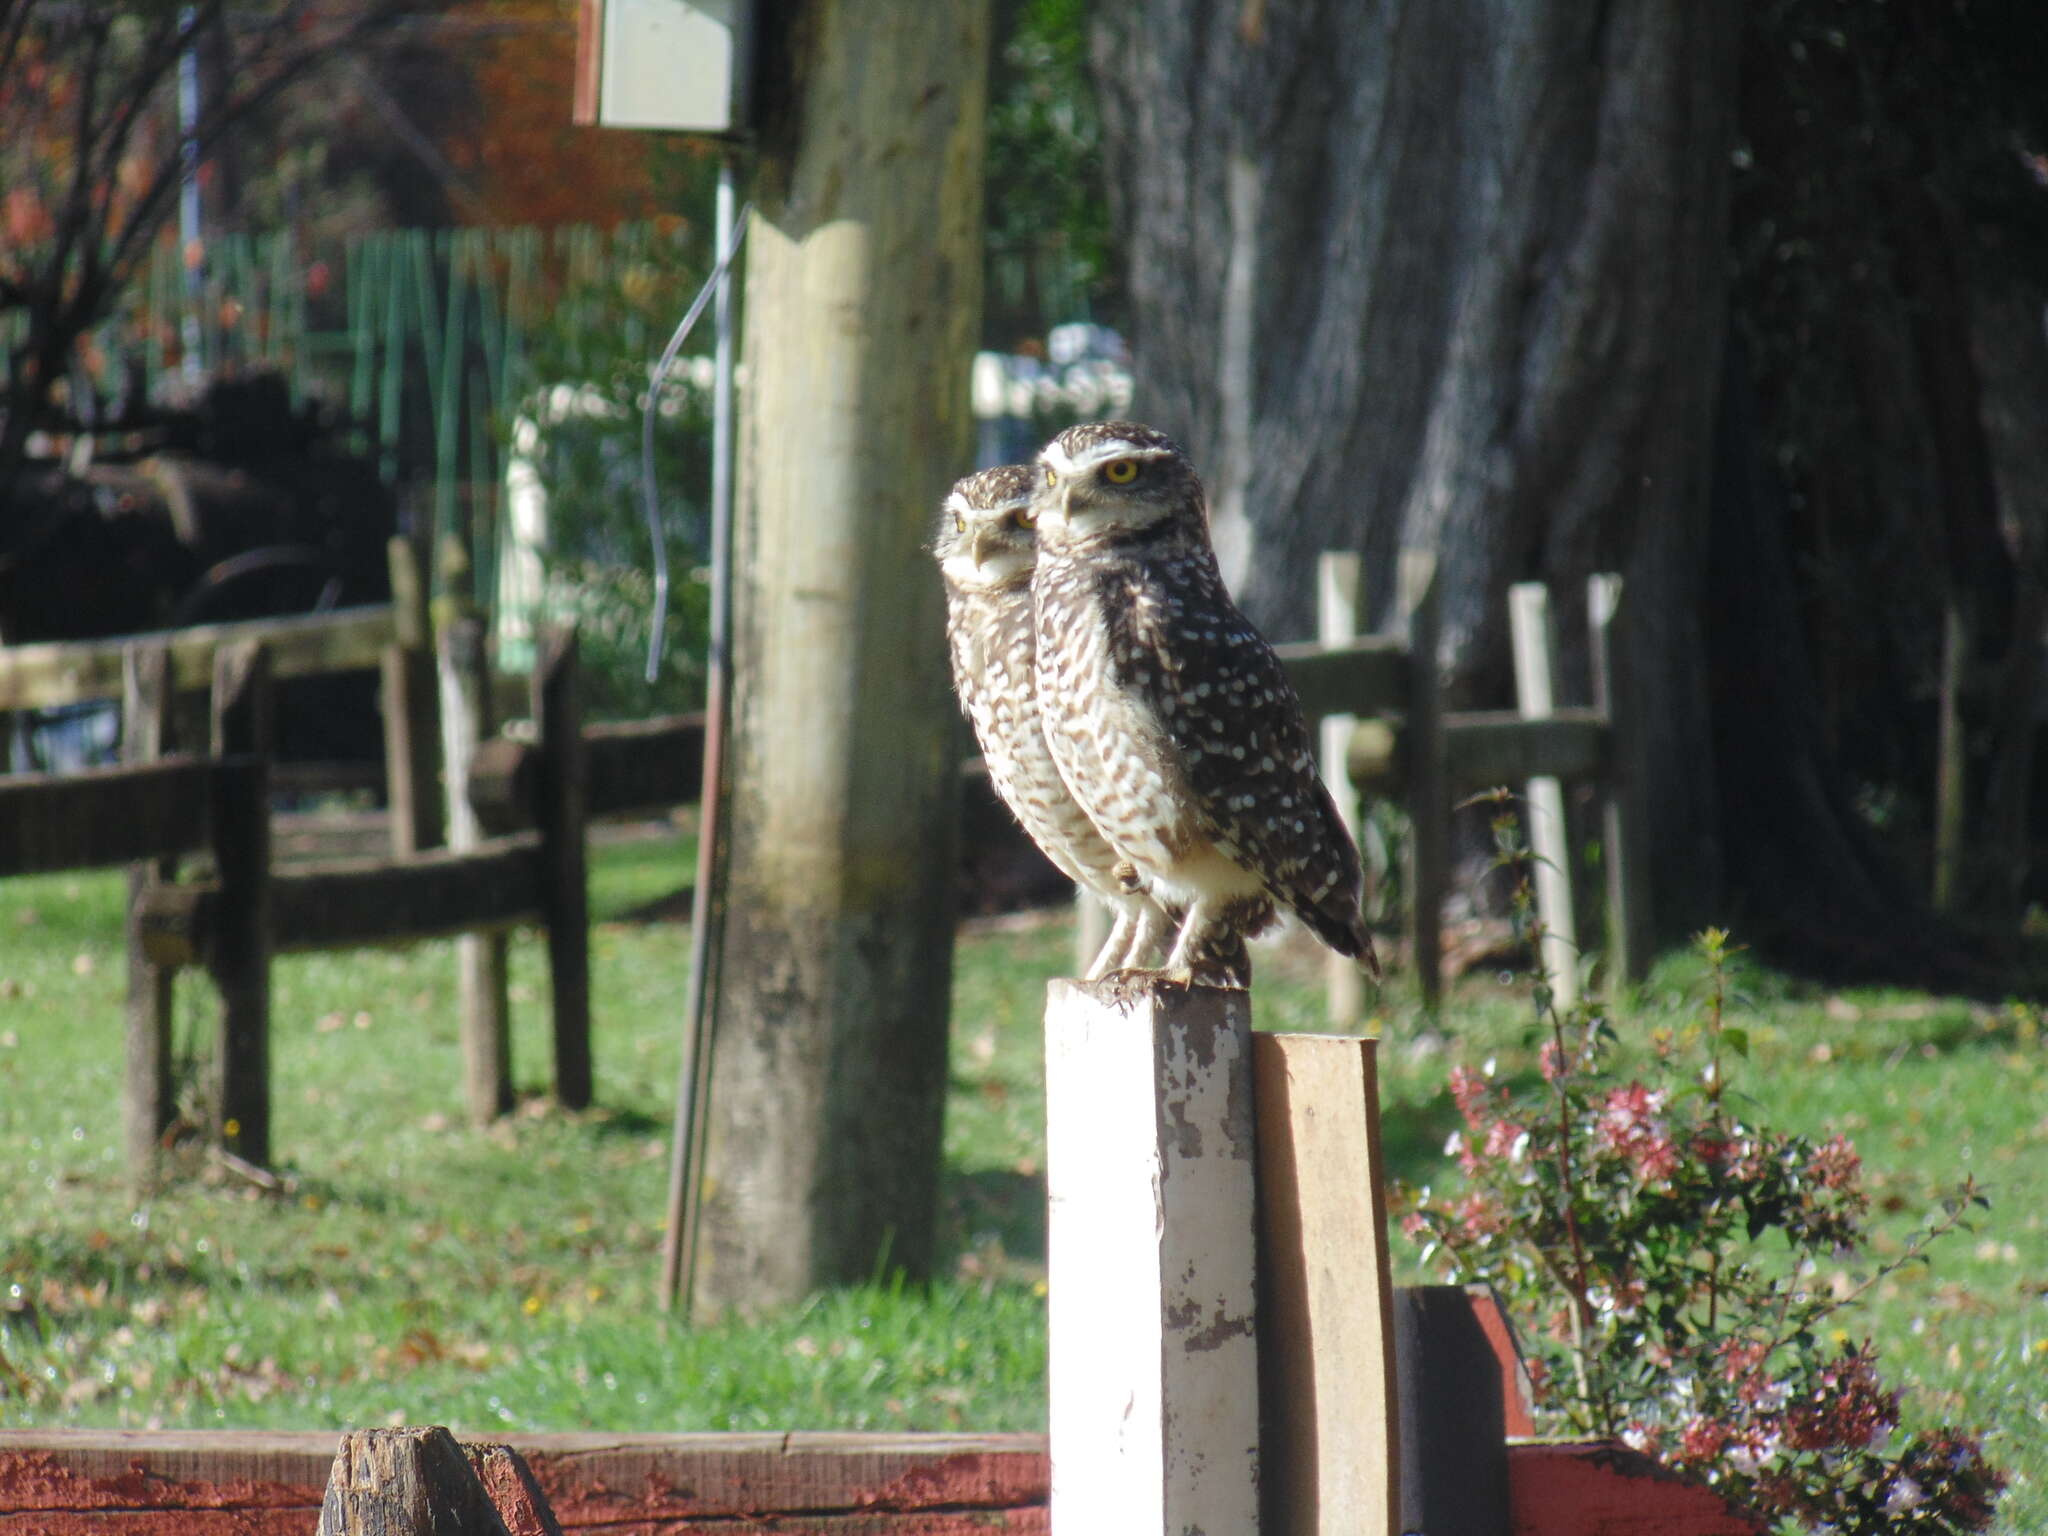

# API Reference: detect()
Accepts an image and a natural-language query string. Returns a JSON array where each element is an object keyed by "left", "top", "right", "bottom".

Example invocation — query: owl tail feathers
[{"left": 1299, "top": 896, "right": 1382, "bottom": 981}]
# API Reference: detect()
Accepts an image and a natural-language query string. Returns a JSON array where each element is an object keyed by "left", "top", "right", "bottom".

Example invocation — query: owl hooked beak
[{"left": 1033, "top": 479, "right": 1073, "bottom": 534}]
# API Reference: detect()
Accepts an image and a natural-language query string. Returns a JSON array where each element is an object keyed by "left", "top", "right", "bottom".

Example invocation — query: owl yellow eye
[
  {"left": 1104, "top": 459, "right": 1139, "bottom": 484},
  {"left": 1013, "top": 505, "right": 1036, "bottom": 528},
  {"left": 953, "top": 512, "right": 965, "bottom": 533},
  {"left": 1043, "top": 467, "right": 1057, "bottom": 487}
]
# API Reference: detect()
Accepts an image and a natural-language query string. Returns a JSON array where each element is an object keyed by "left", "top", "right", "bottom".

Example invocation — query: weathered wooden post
[
  {"left": 122, "top": 642, "right": 177, "bottom": 1190},
  {"left": 1587, "top": 573, "right": 1652, "bottom": 985},
  {"left": 1508, "top": 582, "right": 1579, "bottom": 1010},
  {"left": 382, "top": 535, "right": 442, "bottom": 859},
  {"left": 692, "top": 0, "right": 987, "bottom": 1310},
  {"left": 1044, "top": 980, "right": 1262, "bottom": 1534},
  {"left": 438, "top": 600, "right": 512, "bottom": 1124},
  {"left": 210, "top": 640, "right": 273, "bottom": 1167},
  {"left": 317, "top": 1426, "right": 559, "bottom": 1536},
  {"left": 1254, "top": 1032, "right": 1400, "bottom": 1536},
  {"left": 532, "top": 625, "right": 591, "bottom": 1111},
  {"left": 1400, "top": 552, "right": 1447, "bottom": 1007},
  {"left": 1317, "top": 553, "right": 1367, "bottom": 1028}
]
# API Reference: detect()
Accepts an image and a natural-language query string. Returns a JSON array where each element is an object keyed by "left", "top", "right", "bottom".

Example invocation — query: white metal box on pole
[{"left": 574, "top": 0, "right": 756, "bottom": 134}]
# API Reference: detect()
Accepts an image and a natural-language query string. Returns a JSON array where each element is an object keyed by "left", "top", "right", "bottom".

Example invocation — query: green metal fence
[{"left": 106, "top": 222, "right": 715, "bottom": 622}]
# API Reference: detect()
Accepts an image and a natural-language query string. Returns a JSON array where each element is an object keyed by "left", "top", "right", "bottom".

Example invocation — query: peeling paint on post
[{"left": 1044, "top": 979, "right": 1260, "bottom": 1535}]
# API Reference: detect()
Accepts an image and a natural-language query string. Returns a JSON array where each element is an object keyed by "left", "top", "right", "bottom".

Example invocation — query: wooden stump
[
  {"left": 1043, "top": 979, "right": 1261, "bottom": 1535},
  {"left": 317, "top": 1427, "right": 563, "bottom": 1536}
]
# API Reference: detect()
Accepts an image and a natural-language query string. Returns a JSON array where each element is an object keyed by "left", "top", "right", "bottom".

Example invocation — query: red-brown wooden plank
[
  {"left": 1, "top": 1430, "right": 1761, "bottom": 1534},
  {"left": 1507, "top": 1440, "right": 1763, "bottom": 1536}
]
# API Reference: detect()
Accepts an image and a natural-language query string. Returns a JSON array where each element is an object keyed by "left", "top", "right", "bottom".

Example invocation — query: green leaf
[{"left": 1721, "top": 1026, "right": 1751, "bottom": 1059}]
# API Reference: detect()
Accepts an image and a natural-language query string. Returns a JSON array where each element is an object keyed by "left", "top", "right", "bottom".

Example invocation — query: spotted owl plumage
[
  {"left": 1030, "top": 422, "right": 1377, "bottom": 984},
  {"left": 935, "top": 463, "right": 1173, "bottom": 978}
]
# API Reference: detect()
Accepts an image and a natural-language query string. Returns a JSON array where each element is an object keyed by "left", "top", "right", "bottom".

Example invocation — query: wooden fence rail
[
  {"left": 0, "top": 604, "right": 398, "bottom": 711},
  {"left": 1, "top": 551, "right": 1651, "bottom": 1178},
  {"left": 0, "top": 621, "right": 593, "bottom": 1185}
]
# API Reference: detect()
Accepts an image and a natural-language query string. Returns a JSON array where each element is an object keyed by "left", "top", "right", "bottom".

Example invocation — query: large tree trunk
[
  {"left": 693, "top": 0, "right": 988, "bottom": 1313},
  {"left": 1092, "top": 1, "right": 1741, "bottom": 938}
]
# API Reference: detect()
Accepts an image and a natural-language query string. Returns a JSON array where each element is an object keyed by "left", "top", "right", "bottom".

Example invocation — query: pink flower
[
  {"left": 1678, "top": 1416, "right": 1732, "bottom": 1462},
  {"left": 1538, "top": 1039, "right": 1567, "bottom": 1082},
  {"left": 1449, "top": 1065, "right": 1492, "bottom": 1130},
  {"left": 1634, "top": 1132, "right": 1681, "bottom": 1185},
  {"left": 1784, "top": 1347, "right": 1898, "bottom": 1451},
  {"left": 1598, "top": 1083, "right": 1664, "bottom": 1142},
  {"left": 1597, "top": 1083, "right": 1678, "bottom": 1185},
  {"left": 1453, "top": 1193, "right": 1499, "bottom": 1242},
  {"left": 1482, "top": 1119, "right": 1528, "bottom": 1163},
  {"left": 1720, "top": 1337, "right": 1770, "bottom": 1381},
  {"left": 1808, "top": 1133, "right": 1861, "bottom": 1191}
]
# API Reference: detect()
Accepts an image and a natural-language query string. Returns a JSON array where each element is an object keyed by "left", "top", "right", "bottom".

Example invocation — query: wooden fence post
[
  {"left": 1317, "top": 553, "right": 1367, "bottom": 1029},
  {"left": 1508, "top": 583, "right": 1579, "bottom": 1012},
  {"left": 1254, "top": 1032, "right": 1399, "bottom": 1536},
  {"left": 1400, "top": 552, "right": 1446, "bottom": 1008},
  {"left": 211, "top": 640, "right": 276, "bottom": 760},
  {"left": 208, "top": 761, "right": 272, "bottom": 1169},
  {"left": 210, "top": 642, "right": 273, "bottom": 1166},
  {"left": 1044, "top": 979, "right": 1261, "bottom": 1535},
  {"left": 439, "top": 613, "right": 512, "bottom": 1123},
  {"left": 533, "top": 626, "right": 591, "bottom": 1111},
  {"left": 1394, "top": 1286, "right": 1513, "bottom": 1536},
  {"left": 1587, "top": 574, "right": 1652, "bottom": 985},
  {"left": 382, "top": 536, "right": 442, "bottom": 859},
  {"left": 122, "top": 642, "right": 177, "bottom": 1190}
]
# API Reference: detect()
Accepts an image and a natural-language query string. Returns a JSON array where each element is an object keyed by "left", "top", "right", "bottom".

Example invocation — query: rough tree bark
[
  {"left": 1091, "top": 1, "right": 1741, "bottom": 939},
  {"left": 692, "top": 0, "right": 987, "bottom": 1313}
]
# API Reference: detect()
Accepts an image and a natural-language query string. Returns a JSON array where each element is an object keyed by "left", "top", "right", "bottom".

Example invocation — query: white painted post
[
  {"left": 1508, "top": 584, "right": 1579, "bottom": 1011},
  {"left": 1044, "top": 980, "right": 1261, "bottom": 1536},
  {"left": 1317, "top": 553, "right": 1366, "bottom": 1028}
]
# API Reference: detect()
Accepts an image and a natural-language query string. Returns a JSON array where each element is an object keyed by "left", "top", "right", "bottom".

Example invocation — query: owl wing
[{"left": 1105, "top": 553, "right": 1370, "bottom": 960}]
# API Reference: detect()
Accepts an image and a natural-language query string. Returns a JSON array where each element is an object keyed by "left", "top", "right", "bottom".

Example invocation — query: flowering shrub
[{"left": 1396, "top": 836, "right": 2006, "bottom": 1533}]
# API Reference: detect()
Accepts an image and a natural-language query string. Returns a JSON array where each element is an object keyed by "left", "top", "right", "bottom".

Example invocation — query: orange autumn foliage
[{"left": 456, "top": 0, "right": 705, "bottom": 226}]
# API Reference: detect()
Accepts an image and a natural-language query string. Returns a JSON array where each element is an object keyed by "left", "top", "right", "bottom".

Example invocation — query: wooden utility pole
[{"left": 691, "top": 0, "right": 989, "bottom": 1311}]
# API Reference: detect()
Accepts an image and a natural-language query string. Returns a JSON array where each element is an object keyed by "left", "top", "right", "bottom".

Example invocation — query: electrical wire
[{"left": 641, "top": 197, "right": 753, "bottom": 683}]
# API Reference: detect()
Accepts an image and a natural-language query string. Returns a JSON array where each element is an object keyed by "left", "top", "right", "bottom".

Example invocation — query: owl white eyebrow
[
  {"left": 1042, "top": 439, "right": 1174, "bottom": 477},
  {"left": 947, "top": 491, "right": 1033, "bottom": 517}
]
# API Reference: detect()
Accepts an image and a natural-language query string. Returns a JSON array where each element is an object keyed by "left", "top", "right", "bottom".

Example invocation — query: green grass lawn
[{"left": 1, "top": 832, "right": 2042, "bottom": 1530}]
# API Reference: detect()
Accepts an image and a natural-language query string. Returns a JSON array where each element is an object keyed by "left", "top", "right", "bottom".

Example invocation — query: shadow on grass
[
  {"left": 1381, "top": 1090, "right": 1462, "bottom": 1193},
  {"left": 939, "top": 1167, "right": 1046, "bottom": 1265}
]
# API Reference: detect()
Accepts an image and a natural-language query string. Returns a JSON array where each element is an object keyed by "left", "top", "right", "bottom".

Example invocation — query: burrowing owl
[
  {"left": 935, "top": 463, "right": 1173, "bottom": 978},
  {"left": 1030, "top": 422, "right": 1377, "bottom": 984}
]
